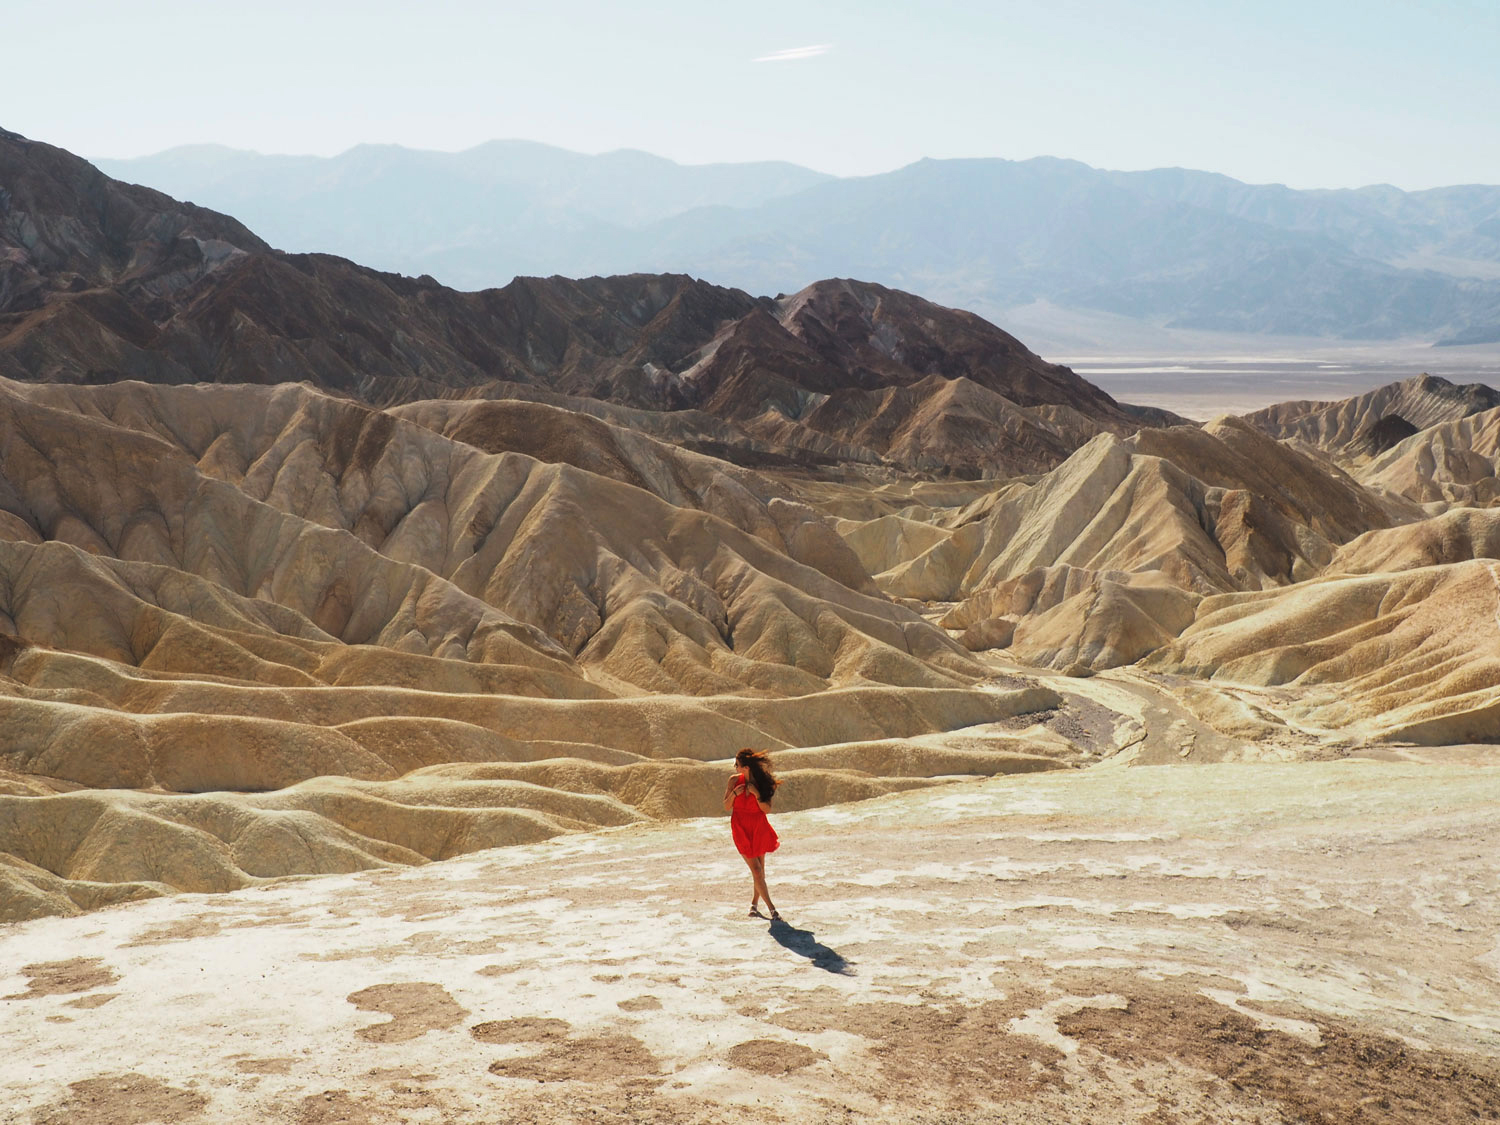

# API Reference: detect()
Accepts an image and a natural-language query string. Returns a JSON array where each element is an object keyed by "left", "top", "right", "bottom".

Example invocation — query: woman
[{"left": 723, "top": 748, "right": 780, "bottom": 920}]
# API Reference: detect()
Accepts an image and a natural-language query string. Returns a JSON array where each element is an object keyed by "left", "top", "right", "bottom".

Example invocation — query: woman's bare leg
[
  {"left": 742, "top": 854, "right": 764, "bottom": 913},
  {"left": 752, "top": 856, "right": 777, "bottom": 917}
]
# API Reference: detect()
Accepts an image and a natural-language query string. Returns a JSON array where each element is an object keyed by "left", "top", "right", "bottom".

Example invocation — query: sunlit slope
[{"left": 1144, "top": 560, "right": 1500, "bottom": 743}]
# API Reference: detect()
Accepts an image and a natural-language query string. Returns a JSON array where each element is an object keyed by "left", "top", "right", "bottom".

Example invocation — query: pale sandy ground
[{"left": 4, "top": 754, "right": 1499, "bottom": 1124}]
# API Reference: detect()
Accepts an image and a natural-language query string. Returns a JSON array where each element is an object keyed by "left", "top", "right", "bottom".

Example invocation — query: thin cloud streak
[{"left": 752, "top": 45, "right": 831, "bottom": 63}]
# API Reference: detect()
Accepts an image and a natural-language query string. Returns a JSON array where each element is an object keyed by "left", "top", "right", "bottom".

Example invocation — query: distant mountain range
[{"left": 98, "top": 142, "right": 1500, "bottom": 346}]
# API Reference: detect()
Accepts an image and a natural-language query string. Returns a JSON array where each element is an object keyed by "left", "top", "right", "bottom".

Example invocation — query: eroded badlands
[{"left": 5, "top": 125, "right": 1500, "bottom": 1122}]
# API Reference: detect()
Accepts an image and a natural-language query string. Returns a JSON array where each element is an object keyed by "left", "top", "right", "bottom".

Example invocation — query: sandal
[{"left": 749, "top": 906, "right": 766, "bottom": 918}]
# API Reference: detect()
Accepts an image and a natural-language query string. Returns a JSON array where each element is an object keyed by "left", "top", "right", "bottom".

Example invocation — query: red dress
[{"left": 731, "top": 783, "right": 779, "bottom": 858}]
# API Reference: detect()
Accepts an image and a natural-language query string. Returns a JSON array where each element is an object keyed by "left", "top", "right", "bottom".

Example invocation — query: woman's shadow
[{"left": 767, "top": 917, "right": 854, "bottom": 975}]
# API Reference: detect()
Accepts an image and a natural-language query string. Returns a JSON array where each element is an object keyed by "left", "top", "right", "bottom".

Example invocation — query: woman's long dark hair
[{"left": 735, "top": 749, "right": 779, "bottom": 803}]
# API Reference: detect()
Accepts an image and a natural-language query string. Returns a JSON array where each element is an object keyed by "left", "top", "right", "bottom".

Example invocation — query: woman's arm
[
  {"left": 722, "top": 773, "right": 741, "bottom": 813},
  {"left": 756, "top": 797, "right": 772, "bottom": 814}
]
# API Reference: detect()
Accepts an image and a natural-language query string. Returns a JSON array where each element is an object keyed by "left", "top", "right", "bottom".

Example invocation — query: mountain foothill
[{"left": 1, "top": 125, "right": 1498, "bottom": 922}]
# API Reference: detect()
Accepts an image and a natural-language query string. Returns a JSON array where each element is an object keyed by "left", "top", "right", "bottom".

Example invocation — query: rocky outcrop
[
  {"left": 0, "top": 126, "right": 267, "bottom": 315},
  {"left": 1243, "top": 373, "right": 1500, "bottom": 457},
  {"left": 1329, "top": 507, "right": 1500, "bottom": 574},
  {"left": 859, "top": 419, "right": 1396, "bottom": 673},
  {"left": 1357, "top": 404, "right": 1500, "bottom": 505},
  {"left": 1145, "top": 561, "right": 1500, "bottom": 743},
  {"left": 1, "top": 378, "right": 980, "bottom": 697},
  {"left": 892, "top": 417, "right": 1391, "bottom": 604}
]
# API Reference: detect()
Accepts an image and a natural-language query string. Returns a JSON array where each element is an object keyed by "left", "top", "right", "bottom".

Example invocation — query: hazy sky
[{"left": 11, "top": 0, "right": 1499, "bottom": 189}]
